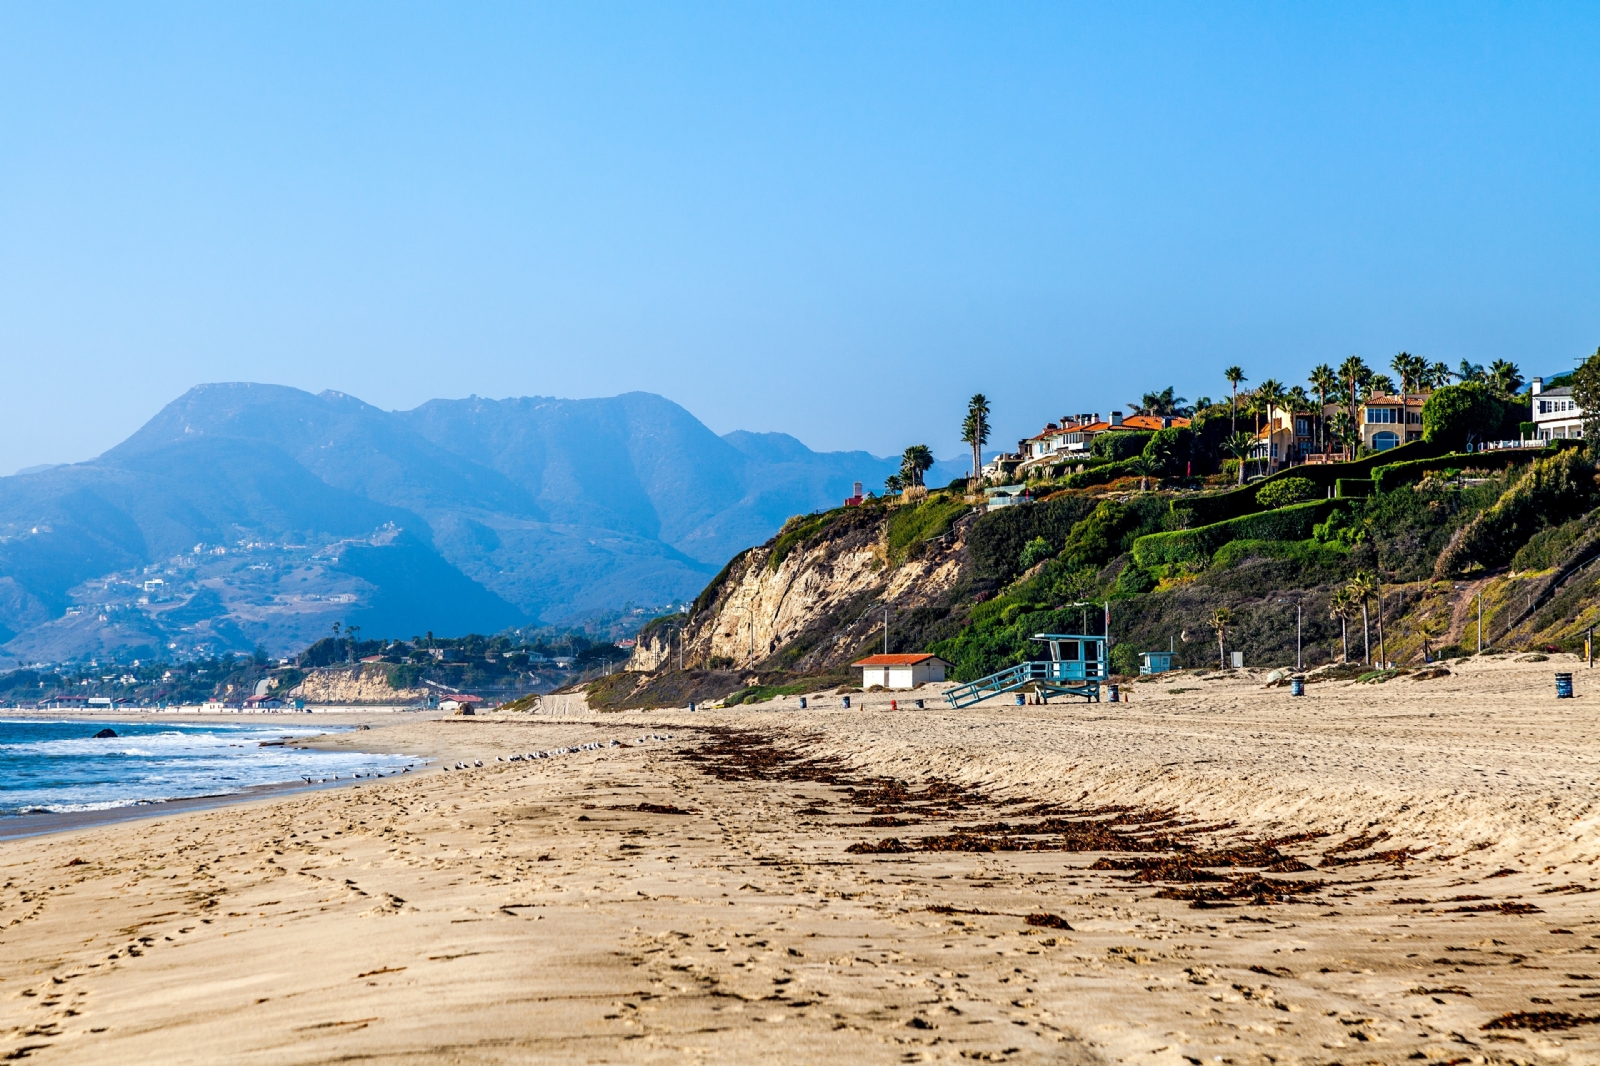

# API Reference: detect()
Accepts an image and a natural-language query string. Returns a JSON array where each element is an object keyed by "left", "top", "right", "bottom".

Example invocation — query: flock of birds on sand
[{"left": 296, "top": 734, "right": 675, "bottom": 785}]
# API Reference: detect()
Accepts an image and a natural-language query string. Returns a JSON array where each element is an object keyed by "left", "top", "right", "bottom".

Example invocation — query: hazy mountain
[{"left": 0, "top": 383, "right": 966, "bottom": 661}]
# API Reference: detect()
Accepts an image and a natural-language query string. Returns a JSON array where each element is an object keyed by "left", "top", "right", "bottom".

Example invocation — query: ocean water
[{"left": 0, "top": 718, "right": 421, "bottom": 815}]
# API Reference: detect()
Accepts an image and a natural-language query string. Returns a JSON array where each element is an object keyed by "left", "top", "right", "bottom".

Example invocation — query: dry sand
[{"left": 3, "top": 655, "right": 1599, "bottom": 1064}]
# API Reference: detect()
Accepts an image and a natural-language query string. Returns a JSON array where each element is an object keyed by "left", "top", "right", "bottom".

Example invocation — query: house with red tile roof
[{"left": 852, "top": 653, "right": 950, "bottom": 690}]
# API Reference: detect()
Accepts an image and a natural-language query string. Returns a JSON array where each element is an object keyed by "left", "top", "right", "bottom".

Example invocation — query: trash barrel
[
  {"left": 841, "top": 696, "right": 851, "bottom": 709},
  {"left": 1289, "top": 676, "right": 1305, "bottom": 697},
  {"left": 798, "top": 696, "right": 807, "bottom": 709},
  {"left": 1106, "top": 684, "right": 1119, "bottom": 703},
  {"left": 1557, "top": 672, "right": 1574, "bottom": 699},
  {"left": 688, "top": 701, "right": 696, "bottom": 712},
  {"left": 1014, "top": 692, "right": 1025, "bottom": 706}
]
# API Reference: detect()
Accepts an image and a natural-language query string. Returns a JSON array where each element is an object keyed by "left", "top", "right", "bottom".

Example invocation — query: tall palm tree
[
  {"left": 1224, "top": 366, "right": 1246, "bottom": 435},
  {"left": 1208, "top": 607, "right": 1232, "bottom": 670},
  {"left": 1457, "top": 359, "right": 1486, "bottom": 385},
  {"left": 1253, "top": 379, "right": 1286, "bottom": 470},
  {"left": 1338, "top": 356, "right": 1372, "bottom": 453},
  {"left": 1309, "top": 364, "right": 1337, "bottom": 454},
  {"left": 1329, "top": 589, "right": 1353, "bottom": 663},
  {"left": 1390, "top": 352, "right": 1426, "bottom": 445},
  {"left": 1347, "top": 572, "right": 1377, "bottom": 665},
  {"left": 900, "top": 444, "right": 934, "bottom": 488},
  {"left": 961, "top": 394, "right": 990, "bottom": 487},
  {"left": 1426, "top": 361, "right": 1452, "bottom": 389}
]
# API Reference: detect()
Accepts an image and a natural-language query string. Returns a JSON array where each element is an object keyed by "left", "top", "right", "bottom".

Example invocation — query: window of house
[
  {"left": 1366, "top": 408, "right": 1397, "bottom": 424},
  {"left": 1373, "top": 430, "right": 1400, "bottom": 450}
]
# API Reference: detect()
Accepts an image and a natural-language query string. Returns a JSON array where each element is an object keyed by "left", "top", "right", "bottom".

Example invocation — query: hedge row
[
  {"left": 1369, "top": 442, "right": 1563, "bottom": 493},
  {"left": 1180, "top": 439, "right": 1438, "bottom": 527},
  {"left": 1335, "top": 478, "right": 1374, "bottom": 498},
  {"left": 1062, "top": 457, "right": 1145, "bottom": 489},
  {"left": 1131, "top": 499, "right": 1344, "bottom": 568}
]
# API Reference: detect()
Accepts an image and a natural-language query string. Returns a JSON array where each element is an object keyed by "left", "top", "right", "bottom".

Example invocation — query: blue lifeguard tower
[
  {"left": 943, "top": 631, "right": 1108, "bottom": 708},
  {"left": 1139, "top": 651, "right": 1174, "bottom": 675}
]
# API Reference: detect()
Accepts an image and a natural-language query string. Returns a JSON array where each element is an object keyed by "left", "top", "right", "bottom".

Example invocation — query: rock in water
[{"left": 93, "top": 728, "right": 117, "bottom": 739}]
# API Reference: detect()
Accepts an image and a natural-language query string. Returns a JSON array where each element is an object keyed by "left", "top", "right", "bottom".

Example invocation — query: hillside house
[
  {"left": 852, "top": 653, "right": 949, "bottom": 690},
  {"left": 1358, "top": 393, "right": 1426, "bottom": 452},
  {"left": 983, "top": 485, "right": 1032, "bottom": 510},
  {"left": 1017, "top": 411, "right": 1192, "bottom": 475},
  {"left": 1531, "top": 378, "right": 1584, "bottom": 440},
  {"left": 1249, "top": 404, "right": 1328, "bottom": 473}
]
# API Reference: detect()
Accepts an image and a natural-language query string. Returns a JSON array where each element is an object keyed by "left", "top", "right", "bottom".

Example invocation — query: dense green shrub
[
  {"left": 1143, "top": 427, "right": 1194, "bottom": 476},
  {"left": 1573, "top": 347, "right": 1600, "bottom": 455},
  {"left": 1017, "top": 536, "right": 1053, "bottom": 571},
  {"left": 1336, "top": 479, "right": 1374, "bottom": 498},
  {"left": 1062, "top": 458, "right": 1145, "bottom": 489},
  {"left": 1110, "top": 642, "right": 1140, "bottom": 676},
  {"left": 1256, "top": 477, "right": 1318, "bottom": 509},
  {"left": 1434, "top": 450, "right": 1598, "bottom": 576},
  {"left": 884, "top": 493, "right": 969, "bottom": 560},
  {"left": 1180, "top": 440, "right": 1436, "bottom": 527},
  {"left": 1114, "top": 561, "right": 1157, "bottom": 596},
  {"left": 1370, "top": 445, "right": 1552, "bottom": 492},
  {"left": 1208, "top": 538, "right": 1348, "bottom": 574},
  {"left": 769, "top": 512, "right": 841, "bottom": 570},
  {"left": 1132, "top": 500, "right": 1342, "bottom": 568},
  {"left": 1060, "top": 498, "right": 1168, "bottom": 571},
  {"left": 1092, "top": 429, "right": 1154, "bottom": 461},
  {"left": 969, "top": 495, "right": 1097, "bottom": 582},
  {"left": 1422, "top": 383, "right": 1527, "bottom": 449},
  {"left": 1511, "top": 510, "right": 1598, "bottom": 571}
]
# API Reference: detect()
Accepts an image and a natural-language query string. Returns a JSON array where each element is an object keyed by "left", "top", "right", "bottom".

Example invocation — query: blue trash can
[
  {"left": 1290, "top": 677, "right": 1305, "bottom": 697},
  {"left": 798, "top": 696, "right": 807, "bottom": 709},
  {"left": 1015, "top": 692, "right": 1025, "bottom": 706},
  {"left": 842, "top": 696, "right": 851, "bottom": 709},
  {"left": 1106, "top": 684, "right": 1119, "bottom": 703},
  {"left": 1557, "top": 672, "right": 1574, "bottom": 698}
]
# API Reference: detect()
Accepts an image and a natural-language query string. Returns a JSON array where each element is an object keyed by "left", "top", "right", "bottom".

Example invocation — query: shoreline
[{"left": 0, "top": 712, "right": 445, "bottom": 841}]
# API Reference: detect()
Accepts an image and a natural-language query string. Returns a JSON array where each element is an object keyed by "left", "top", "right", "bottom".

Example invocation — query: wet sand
[{"left": 2, "top": 655, "right": 1598, "bottom": 1064}]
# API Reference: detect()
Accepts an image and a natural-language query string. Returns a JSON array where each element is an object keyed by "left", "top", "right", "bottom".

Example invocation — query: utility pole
[
  {"left": 1296, "top": 601, "right": 1302, "bottom": 671},
  {"left": 1477, "top": 590, "right": 1483, "bottom": 654},
  {"left": 882, "top": 606, "right": 891, "bottom": 655},
  {"left": 1588, "top": 625, "right": 1594, "bottom": 669},
  {"left": 1376, "top": 582, "right": 1385, "bottom": 667}
]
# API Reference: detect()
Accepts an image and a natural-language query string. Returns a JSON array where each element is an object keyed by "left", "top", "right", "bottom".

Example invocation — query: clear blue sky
[{"left": 3, "top": 2, "right": 1598, "bottom": 474}]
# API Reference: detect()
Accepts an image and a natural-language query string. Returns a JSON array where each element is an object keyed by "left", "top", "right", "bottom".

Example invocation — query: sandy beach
[{"left": 3, "top": 655, "right": 1599, "bottom": 1064}]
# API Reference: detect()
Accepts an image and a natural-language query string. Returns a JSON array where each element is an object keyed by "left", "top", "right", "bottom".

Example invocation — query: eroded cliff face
[
  {"left": 290, "top": 665, "right": 430, "bottom": 705},
  {"left": 675, "top": 504, "right": 976, "bottom": 673}
]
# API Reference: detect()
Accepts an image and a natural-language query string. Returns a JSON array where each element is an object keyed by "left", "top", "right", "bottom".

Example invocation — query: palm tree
[
  {"left": 884, "top": 473, "right": 903, "bottom": 495},
  {"left": 1223, "top": 431, "right": 1253, "bottom": 485},
  {"left": 1390, "top": 352, "right": 1426, "bottom": 446},
  {"left": 1127, "top": 453, "right": 1159, "bottom": 492},
  {"left": 1426, "top": 361, "right": 1452, "bottom": 389},
  {"left": 961, "top": 394, "right": 990, "bottom": 487},
  {"left": 1347, "top": 572, "right": 1377, "bottom": 665},
  {"left": 1309, "top": 364, "right": 1337, "bottom": 454},
  {"left": 1224, "top": 366, "right": 1247, "bottom": 435},
  {"left": 1338, "top": 356, "right": 1372, "bottom": 452},
  {"left": 1134, "top": 387, "right": 1190, "bottom": 417},
  {"left": 1457, "top": 359, "right": 1486, "bottom": 385},
  {"left": 1487, "top": 359, "right": 1524, "bottom": 399},
  {"left": 1329, "top": 589, "right": 1353, "bottom": 663},
  {"left": 900, "top": 444, "right": 934, "bottom": 488},
  {"left": 1208, "top": 607, "right": 1232, "bottom": 669}
]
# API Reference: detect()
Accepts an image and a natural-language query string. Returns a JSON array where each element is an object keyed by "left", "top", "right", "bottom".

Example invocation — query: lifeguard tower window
[{"left": 1059, "top": 640, "right": 1081, "bottom": 661}]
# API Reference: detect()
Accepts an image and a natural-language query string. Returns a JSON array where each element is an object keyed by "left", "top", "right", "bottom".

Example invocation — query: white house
[
  {"left": 852, "top": 653, "right": 950, "bottom": 690},
  {"left": 1531, "top": 378, "right": 1584, "bottom": 441}
]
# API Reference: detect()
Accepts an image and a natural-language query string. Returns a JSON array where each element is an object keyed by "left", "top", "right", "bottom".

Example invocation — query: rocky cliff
[
  {"left": 622, "top": 493, "right": 979, "bottom": 683},
  {"left": 290, "top": 664, "right": 431, "bottom": 705}
]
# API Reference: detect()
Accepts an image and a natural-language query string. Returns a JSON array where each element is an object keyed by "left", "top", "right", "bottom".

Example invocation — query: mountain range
[{"left": 0, "top": 384, "right": 966, "bottom": 662}]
